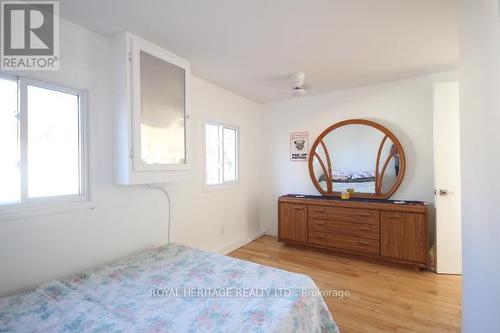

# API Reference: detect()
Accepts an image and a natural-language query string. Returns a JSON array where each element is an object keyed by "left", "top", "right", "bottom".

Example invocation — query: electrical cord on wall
[{"left": 146, "top": 184, "right": 171, "bottom": 245}]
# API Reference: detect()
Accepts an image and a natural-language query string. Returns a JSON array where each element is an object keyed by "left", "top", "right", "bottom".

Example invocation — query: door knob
[{"left": 439, "top": 189, "right": 449, "bottom": 196}]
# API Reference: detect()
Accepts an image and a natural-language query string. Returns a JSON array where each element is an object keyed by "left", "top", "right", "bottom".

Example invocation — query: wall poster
[{"left": 290, "top": 132, "right": 309, "bottom": 161}]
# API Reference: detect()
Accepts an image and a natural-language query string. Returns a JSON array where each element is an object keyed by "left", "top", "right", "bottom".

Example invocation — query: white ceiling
[{"left": 59, "top": 0, "right": 458, "bottom": 103}]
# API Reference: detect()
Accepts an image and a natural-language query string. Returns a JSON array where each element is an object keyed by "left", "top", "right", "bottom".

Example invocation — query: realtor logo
[{"left": 1, "top": 1, "right": 59, "bottom": 70}]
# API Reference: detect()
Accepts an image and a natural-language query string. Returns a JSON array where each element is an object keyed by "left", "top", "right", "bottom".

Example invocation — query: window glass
[
  {"left": 205, "top": 123, "right": 220, "bottom": 185},
  {"left": 27, "top": 85, "right": 80, "bottom": 198},
  {"left": 223, "top": 127, "right": 237, "bottom": 182},
  {"left": 0, "top": 78, "right": 20, "bottom": 205},
  {"left": 205, "top": 122, "right": 238, "bottom": 186}
]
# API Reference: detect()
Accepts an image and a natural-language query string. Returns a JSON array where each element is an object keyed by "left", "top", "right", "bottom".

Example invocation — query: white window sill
[
  {"left": 0, "top": 201, "right": 97, "bottom": 222},
  {"left": 204, "top": 181, "right": 240, "bottom": 192}
]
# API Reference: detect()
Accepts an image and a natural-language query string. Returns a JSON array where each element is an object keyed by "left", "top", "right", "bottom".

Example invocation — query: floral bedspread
[{"left": 0, "top": 243, "right": 339, "bottom": 333}]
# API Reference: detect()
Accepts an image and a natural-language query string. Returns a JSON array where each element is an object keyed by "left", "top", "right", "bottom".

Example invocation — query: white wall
[
  {"left": 166, "top": 76, "right": 263, "bottom": 253},
  {"left": 260, "top": 72, "right": 458, "bottom": 236},
  {"left": 0, "top": 19, "right": 262, "bottom": 297},
  {"left": 459, "top": 0, "right": 500, "bottom": 331}
]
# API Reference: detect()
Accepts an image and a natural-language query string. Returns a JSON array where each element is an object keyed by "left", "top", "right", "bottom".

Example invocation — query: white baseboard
[{"left": 218, "top": 231, "right": 266, "bottom": 255}]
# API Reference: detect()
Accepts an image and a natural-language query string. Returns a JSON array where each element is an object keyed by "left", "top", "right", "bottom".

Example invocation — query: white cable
[{"left": 147, "top": 184, "right": 171, "bottom": 244}]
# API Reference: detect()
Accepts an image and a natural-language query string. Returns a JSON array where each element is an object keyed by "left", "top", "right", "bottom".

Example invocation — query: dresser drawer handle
[
  {"left": 356, "top": 212, "right": 371, "bottom": 217},
  {"left": 358, "top": 240, "right": 371, "bottom": 246},
  {"left": 315, "top": 235, "right": 327, "bottom": 240},
  {"left": 293, "top": 207, "right": 305, "bottom": 211},
  {"left": 313, "top": 221, "right": 326, "bottom": 226},
  {"left": 385, "top": 214, "right": 400, "bottom": 219},
  {"left": 313, "top": 209, "right": 326, "bottom": 213}
]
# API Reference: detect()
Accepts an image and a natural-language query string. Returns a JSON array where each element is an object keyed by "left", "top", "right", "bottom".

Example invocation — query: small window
[
  {"left": 0, "top": 74, "right": 87, "bottom": 208},
  {"left": 205, "top": 122, "right": 239, "bottom": 187}
]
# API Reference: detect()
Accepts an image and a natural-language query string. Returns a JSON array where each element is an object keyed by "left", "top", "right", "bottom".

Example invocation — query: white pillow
[
  {"left": 351, "top": 171, "right": 375, "bottom": 180},
  {"left": 332, "top": 171, "right": 350, "bottom": 181}
]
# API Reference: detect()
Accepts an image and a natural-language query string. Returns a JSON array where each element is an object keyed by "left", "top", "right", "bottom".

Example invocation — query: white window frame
[
  {"left": 204, "top": 121, "right": 240, "bottom": 191},
  {"left": 0, "top": 73, "right": 91, "bottom": 221}
]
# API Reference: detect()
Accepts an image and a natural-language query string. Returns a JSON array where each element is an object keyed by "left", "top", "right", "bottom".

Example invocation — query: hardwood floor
[{"left": 229, "top": 235, "right": 461, "bottom": 333}]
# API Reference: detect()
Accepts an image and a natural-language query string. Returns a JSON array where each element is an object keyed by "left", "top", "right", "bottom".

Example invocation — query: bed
[
  {"left": 0, "top": 243, "right": 338, "bottom": 333},
  {"left": 318, "top": 171, "right": 376, "bottom": 194},
  {"left": 328, "top": 180, "right": 375, "bottom": 193}
]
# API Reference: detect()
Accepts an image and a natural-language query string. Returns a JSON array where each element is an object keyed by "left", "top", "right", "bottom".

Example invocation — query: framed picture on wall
[{"left": 290, "top": 132, "right": 309, "bottom": 161}]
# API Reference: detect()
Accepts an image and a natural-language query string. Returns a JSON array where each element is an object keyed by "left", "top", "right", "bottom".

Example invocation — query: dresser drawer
[
  {"left": 309, "top": 206, "right": 379, "bottom": 225},
  {"left": 309, "top": 231, "right": 380, "bottom": 255},
  {"left": 309, "top": 219, "right": 380, "bottom": 240}
]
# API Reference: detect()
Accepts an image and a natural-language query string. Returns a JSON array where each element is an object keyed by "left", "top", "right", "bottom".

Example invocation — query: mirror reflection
[
  {"left": 312, "top": 124, "right": 401, "bottom": 195},
  {"left": 140, "top": 50, "right": 186, "bottom": 165}
]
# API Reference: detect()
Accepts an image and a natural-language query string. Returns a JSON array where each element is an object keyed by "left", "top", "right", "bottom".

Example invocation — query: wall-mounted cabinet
[{"left": 112, "top": 32, "right": 191, "bottom": 185}]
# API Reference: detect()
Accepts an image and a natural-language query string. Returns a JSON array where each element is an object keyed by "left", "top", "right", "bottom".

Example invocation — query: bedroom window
[
  {"left": 0, "top": 74, "right": 87, "bottom": 210},
  {"left": 205, "top": 122, "right": 239, "bottom": 187}
]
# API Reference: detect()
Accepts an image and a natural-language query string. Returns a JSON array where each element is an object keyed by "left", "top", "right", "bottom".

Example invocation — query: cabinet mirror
[{"left": 130, "top": 35, "right": 190, "bottom": 173}]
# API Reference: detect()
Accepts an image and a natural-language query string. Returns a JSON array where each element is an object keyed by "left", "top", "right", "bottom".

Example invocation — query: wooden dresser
[{"left": 278, "top": 195, "right": 429, "bottom": 269}]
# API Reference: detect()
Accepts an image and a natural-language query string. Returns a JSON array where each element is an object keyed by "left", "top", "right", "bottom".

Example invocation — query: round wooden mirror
[{"left": 308, "top": 119, "right": 406, "bottom": 199}]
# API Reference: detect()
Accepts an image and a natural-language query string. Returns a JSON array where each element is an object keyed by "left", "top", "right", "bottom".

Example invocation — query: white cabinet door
[
  {"left": 130, "top": 35, "right": 191, "bottom": 172},
  {"left": 112, "top": 32, "right": 191, "bottom": 185}
]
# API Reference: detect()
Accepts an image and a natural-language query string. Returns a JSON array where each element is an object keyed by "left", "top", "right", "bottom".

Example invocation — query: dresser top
[
  {"left": 282, "top": 194, "right": 427, "bottom": 205},
  {"left": 280, "top": 194, "right": 428, "bottom": 213}
]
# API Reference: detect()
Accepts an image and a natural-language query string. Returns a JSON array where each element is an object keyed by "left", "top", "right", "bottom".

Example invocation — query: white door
[{"left": 433, "top": 82, "right": 462, "bottom": 274}]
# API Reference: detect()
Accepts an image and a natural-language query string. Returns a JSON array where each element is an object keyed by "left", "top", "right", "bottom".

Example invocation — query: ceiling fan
[{"left": 290, "top": 72, "right": 306, "bottom": 96}]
